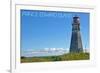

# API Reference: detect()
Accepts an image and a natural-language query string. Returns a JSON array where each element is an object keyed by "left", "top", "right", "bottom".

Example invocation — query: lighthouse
[{"left": 70, "top": 16, "right": 83, "bottom": 53}]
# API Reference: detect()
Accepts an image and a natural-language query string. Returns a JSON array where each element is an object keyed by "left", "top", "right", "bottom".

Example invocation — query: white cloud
[
  {"left": 44, "top": 48, "right": 69, "bottom": 51},
  {"left": 22, "top": 48, "right": 70, "bottom": 57},
  {"left": 83, "top": 48, "right": 90, "bottom": 53}
]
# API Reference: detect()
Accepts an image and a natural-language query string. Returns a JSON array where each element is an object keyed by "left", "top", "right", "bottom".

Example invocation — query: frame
[{"left": 11, "top": 3, "right": 95, "bottom": 73}]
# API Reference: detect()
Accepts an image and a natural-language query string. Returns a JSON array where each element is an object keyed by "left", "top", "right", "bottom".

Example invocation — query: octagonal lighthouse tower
[{"left": 70, "top": 16, "right": 83, "bottom": 53}]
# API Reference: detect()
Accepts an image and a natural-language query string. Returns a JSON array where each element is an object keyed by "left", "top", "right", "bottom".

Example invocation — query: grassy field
[{"left": 21, "top": 53, "right": 90, "bottom": 63}]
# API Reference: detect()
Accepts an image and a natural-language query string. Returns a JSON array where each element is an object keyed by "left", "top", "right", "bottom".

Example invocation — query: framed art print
[{"left": 11, "top": 1, "right": 95, "bottom": 73}]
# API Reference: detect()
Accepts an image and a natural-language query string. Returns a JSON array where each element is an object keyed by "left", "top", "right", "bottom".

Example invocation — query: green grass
[{"left": 21, "top": 53, "right": 90, "bottom": 63}]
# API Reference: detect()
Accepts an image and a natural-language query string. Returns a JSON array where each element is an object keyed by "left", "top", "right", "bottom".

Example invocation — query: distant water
[
  {"left": 22, "top": 50, "right": 69, "bottom": 57},
  {"left": 21, "top": 49, "right": 89, "bottom": 57}
]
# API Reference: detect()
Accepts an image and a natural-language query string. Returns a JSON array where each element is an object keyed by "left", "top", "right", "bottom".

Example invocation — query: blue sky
[{"left": 20, "top": 10, "right": 89, "bottom": 56}]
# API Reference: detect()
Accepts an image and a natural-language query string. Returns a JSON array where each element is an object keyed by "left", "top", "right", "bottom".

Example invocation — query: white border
[{"left": 11, "top": 4, "right": 96, "bottom": 73}]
